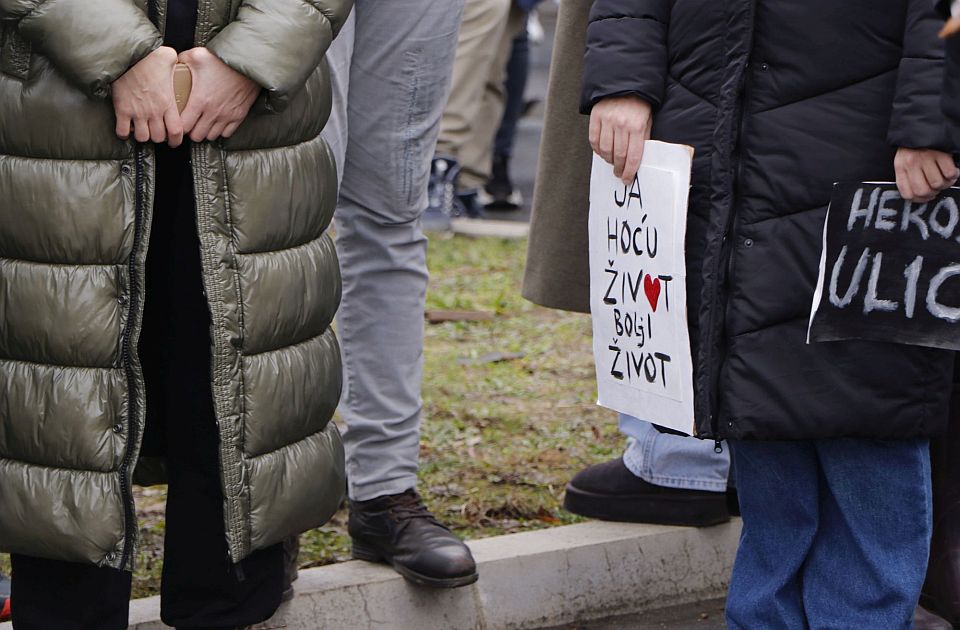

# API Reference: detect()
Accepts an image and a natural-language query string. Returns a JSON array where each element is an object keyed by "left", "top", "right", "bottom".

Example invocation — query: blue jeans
[
  {"left": 620, "top": 414, "right": 730, "bottom": 492},
  {"left": 728, "top": 438, "right": 932, "bottom": 630}
]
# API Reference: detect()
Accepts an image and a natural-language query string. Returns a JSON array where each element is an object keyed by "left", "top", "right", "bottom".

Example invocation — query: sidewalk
[{"left": 0, "top": 520, "right": 739, "bottom": 630}]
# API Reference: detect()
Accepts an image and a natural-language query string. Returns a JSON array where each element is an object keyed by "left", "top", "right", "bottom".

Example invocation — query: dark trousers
[
  {"left": 492, "top": 20, "right": 530, "bottom": 159},
  {"left": 10, "top": 144, "right": 284, "bottom": 630}
]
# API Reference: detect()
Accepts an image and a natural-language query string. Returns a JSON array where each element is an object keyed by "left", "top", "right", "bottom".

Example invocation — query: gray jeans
[{"left": 323, "top": 0, "right": 465, "bottom": 501}]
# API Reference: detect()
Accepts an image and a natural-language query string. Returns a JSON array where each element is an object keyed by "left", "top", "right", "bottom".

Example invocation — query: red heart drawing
[{"left": 644, "top": 275, "right": 661, "bottom": 312}]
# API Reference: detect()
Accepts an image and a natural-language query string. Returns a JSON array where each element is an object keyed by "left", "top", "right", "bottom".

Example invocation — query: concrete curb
[{"left": 1, "top": 520, "right": 741, "bottom": 629}]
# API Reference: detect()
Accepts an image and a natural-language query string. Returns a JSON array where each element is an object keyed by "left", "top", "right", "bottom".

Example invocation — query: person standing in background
[
  {"left": 431, "top": 0, "right": 529, "bottom": 221},
  {"left": 320, "top": 0, "right": 480, "bottom": 588},
  {"left": 483, "top": 0, "right": 544, "bottom": 211},
  {"left": 582, "top": 0, "right": 956, "bottom": 627},
  {"left": 522, "top": 0, "right": 733, "bottom": 529}
]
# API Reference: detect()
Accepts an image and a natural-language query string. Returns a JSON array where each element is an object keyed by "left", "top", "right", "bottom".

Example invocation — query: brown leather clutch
[{"left": 173, "top": 63, "right": 192, "bottom": 113}]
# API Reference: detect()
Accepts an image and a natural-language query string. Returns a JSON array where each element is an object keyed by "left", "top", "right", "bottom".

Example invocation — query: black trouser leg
[
  {"left": 8, "top": 554, "right": 131, "bottom": 630},
  {"left": 144, "top": 143, "right": 284, "bottom": 629}
]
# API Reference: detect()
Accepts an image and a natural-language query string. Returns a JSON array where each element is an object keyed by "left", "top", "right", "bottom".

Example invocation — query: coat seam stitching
[
  {"left": 751, "top": 66, "right": 898, "bottom": 116},
  {"left": 242, "top": 327, "right": 332, "bottom": 360},
  {"left": 0, "top": 355, "right": 117, "bottom": 371}
]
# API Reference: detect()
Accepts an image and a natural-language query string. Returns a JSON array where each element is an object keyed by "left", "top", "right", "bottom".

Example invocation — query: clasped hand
[{"left": 112, "top": 46, "right": 259, "bottom": 147}]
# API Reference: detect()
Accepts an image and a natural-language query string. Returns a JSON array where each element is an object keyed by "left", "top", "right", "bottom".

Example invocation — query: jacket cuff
[
  {"left": 8, "top": 0, "right": 162, "bottom": 98},
  {"left": 888, "top": 56, "right": 952, "bottom": 152},
  {"left": 580, "top": 15, "right": 667, "bottom": 114},
  {"left": 206, "top": 0, "right": 352, "bottom": 113}
]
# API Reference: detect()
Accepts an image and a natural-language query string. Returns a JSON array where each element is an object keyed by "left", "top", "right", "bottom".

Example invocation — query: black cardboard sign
[{"left": 808, "top": 182, "right": 960, "bottom": 351}]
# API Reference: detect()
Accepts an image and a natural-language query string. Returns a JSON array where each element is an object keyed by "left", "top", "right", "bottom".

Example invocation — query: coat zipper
[
  {"left": 117, "top": 0, "right": 160, "bottom": 570},
  {"left": 707, "top": 0, "right": 756, "bottom": 444},
  {"left": 118, "top": 147, "right": 147, "bottom": 569}
]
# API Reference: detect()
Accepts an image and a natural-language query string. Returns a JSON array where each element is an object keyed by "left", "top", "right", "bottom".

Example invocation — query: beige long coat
[{"left": 522, "top": 0, "right": 592, "bottom": 314}]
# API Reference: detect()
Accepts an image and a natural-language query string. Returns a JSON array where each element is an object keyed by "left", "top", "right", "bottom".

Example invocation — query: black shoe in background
[
  {"left": 454, "top": 189, "right": 484, "bottom": 219},
  {"left": 564, "top": 458, "right": 731, "bottom": 527},
  {"left": 483, "top": 153, "right": 522, "bottom": 211},
  {"left": 349, "top": 490, "right": 478, "bottom": 589}
]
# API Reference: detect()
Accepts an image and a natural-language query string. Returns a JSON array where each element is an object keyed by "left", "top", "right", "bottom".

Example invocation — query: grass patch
[{"left": 1, "top": 235, "right": 621, "bottom": 598}]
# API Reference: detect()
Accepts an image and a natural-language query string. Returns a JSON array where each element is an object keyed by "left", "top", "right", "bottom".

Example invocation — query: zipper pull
[{"left": 714, "top": 440, "right": 724, "bottom": 454}]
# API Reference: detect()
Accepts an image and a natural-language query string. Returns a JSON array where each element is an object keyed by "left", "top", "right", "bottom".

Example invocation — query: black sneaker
[
  {"left": 424, "top": 156, "right": 461, "bottom": 231},
  {"left": 454, "top": 189, "right": 484, "bottom": 219},
  {"left": 483, "top": 153, "right": 522, "bottom": 210},
  {"left": 349, "top": 490, "right": 478, "bottom": 589},
  {"left": 564, "top": 458, "right": 731, "bottom": 527}
]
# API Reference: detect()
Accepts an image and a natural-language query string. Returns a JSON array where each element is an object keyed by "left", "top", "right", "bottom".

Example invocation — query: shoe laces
[{"left": 383, "top": 491, "right": 444, "bottom": 526}]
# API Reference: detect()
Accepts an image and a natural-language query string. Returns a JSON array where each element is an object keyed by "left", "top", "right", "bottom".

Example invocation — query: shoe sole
[
  {"left": 919, "top": 593, "right": 960, "bottom": 626},
  {"left": 563, "top": 483, "right": 731, "bottom": 527},
  {"left": 351, "top": 543, "right": 479, "bottom": 589}
]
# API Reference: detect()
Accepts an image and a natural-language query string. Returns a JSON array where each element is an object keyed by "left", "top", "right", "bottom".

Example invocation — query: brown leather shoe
[
  {"left": 922, "top": 384, "right": 960, "bottom": 625},
  {"left": 349, "top": 490, "right": 478, "bottom": 589}
]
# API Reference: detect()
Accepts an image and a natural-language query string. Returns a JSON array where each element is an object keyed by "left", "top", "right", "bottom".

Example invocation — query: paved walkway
[{"left": 555, "top": 599, "right": 727, "bottom": 629}]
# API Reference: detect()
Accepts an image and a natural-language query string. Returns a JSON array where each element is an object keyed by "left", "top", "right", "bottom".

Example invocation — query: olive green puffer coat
[{"left": 0, "top": 0, "right": 351, "bottom": 570}]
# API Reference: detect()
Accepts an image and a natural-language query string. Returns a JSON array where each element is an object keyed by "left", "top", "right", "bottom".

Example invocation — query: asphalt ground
[{"left": 553, "top": 599, "right": 728, "bottom": 630}]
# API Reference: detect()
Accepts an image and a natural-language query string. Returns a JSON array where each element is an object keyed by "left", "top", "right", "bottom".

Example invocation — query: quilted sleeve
[
  {"left": 888, "top": 0, "right": 952, "bottom": 151},
  {"left": 580, "top": 0, "right": 670, "bottom": 113},
  {"left": 0, "top": 0, "right": 162, "bottom": 98},
  {"left": 205, "top": 0, "right": 353, "bottom": 113}
]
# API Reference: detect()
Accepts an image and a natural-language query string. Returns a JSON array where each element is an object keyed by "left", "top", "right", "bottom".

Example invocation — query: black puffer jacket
[{"left": 582, "top": 0, "right": 955, "bottom": 440}]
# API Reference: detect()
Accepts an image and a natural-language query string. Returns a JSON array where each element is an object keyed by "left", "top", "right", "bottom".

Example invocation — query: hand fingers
[
  {"left": 148, "top": 118, "right": 167, "bottom": 144},
  {"left": 598, "top": 118, "right": 614, "bottom": 165},
  {"left": 164, "top": 107, "right": 184, "bottom": 148},
  {"left": 133, "top": 118, "right": 151, "bottom": 144},
  {"left": 935, "top": 151, "right": 960, "bottom": 187},
  {"left": 180, "top": 98, "right": 203, "bottom": 136},
  {"left": 908, "top": 164, "right": 935, "bottom": 202},
  {"left": 188, "top": 110, "right": 215, "bottom": 143},
  {"left": 206, "top": 120, "right": 228, "bottom": 142},
  {"left": 622, "top": 132, "right": 645, "bottom": 185},
  {"left": 115, "top": 109, "right": 132, "bottom": 140},
  {"left": 895, "top": 157, "right": 914, "bottom": 201},
  {"left": 589, "top": 112, "right": 602, "bottom": 155},
  {"left": 612, "top": 125, "right": 629, "bottom": 180},
  {"left": 222, "top": 121, "right": 242, "bottom": 139},
  {"left": 920, "top": 155, "right": 948, "bottom": 192}
]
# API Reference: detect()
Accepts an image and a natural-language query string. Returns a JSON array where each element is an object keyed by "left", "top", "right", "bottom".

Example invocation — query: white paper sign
[{"left": 588, "top": 142, "right": 695, "bottom": 435}]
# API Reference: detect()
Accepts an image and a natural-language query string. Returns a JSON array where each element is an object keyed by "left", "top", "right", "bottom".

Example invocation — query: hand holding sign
[
  {"left": 809, "top": 182, "right": 960, "bottom": 350},
  {"left": 589, "top": 96, "right": 653, "bottom": 185},
  {"left": 589, "top": 142, "right": 695, "bottom": 435},
  {"left": 894, "top": 148, "right": 958, "bottom": 203}
]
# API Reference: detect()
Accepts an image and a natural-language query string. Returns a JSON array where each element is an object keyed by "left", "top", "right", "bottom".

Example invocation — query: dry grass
[{"left": 0, "top": 234, "right": 622, "bottom": 599}]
